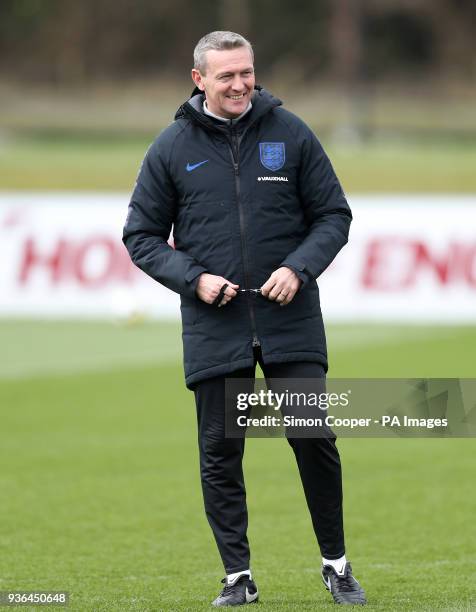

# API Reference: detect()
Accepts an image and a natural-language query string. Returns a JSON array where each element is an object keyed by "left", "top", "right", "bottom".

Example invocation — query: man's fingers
[
  {"left": 224, "top": 285, "right": 238, "bottom": 298},
  {"left": 218, "top": 285, "right": 238, "bottom": 306},
  {"left": 261, "top": 277, "right": 279, "bottom": 299},
  {"left": 261, "top": 267, "right": 302, "bottom": 301},
  {"left": 280, "top": 289, "right": 296, "bottom": 306},
  {"left": 262, "top": 281, "right": 297, "bottom": 304},
  {"left": 217, "top": 281, "right": 240, "bottom": 307},
  {"left": 218, "top": 293, "right": 233, "bottom": 307},
  {"left": 221, "top": 280, "right": 239, "bottom": 298},
  {"left": 269, "top": 284, "right": 286, "bottom": 301},
  {"left": 260, "top": 277, "right": 276, "bottom": 297},
  {"left": 196, "top": 274, "right": 239, "bottom": 304}
]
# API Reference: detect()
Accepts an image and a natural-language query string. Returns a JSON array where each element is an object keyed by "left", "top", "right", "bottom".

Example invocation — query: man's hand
[
  {"left": 261, "top": 267, "right": 302, "bottom": 306},
  {"left": 196, "top": 273, "right": 239, "bottom": 307}
]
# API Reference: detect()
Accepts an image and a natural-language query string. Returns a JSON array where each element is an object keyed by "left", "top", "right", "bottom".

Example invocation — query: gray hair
[{"left": 193, "top": 31, "right": 254, "bottom": 74}]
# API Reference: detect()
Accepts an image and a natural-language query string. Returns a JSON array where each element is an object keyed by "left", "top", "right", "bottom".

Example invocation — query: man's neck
[{"left": 203, "top": 100, "right": 252, "bottom": 123}]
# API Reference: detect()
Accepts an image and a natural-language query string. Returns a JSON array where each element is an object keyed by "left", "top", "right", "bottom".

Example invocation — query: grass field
[
  {"left": 1, "top": 320, "right": 475, "bottom": 611},
  {"left": 2, "top": 134, "right": 476, "bottom": 193}
]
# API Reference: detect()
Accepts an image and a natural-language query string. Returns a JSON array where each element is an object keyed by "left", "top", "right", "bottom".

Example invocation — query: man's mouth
[{"left": 228, "top": 93, "right": 246, "bottom": 100}]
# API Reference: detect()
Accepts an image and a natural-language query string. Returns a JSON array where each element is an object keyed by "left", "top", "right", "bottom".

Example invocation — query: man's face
[{"left": 191, "top": 46, "right": 255, "bottom": 119}]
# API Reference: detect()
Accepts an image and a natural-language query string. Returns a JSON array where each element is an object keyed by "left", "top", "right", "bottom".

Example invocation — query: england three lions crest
[{"left": 259, "top": 142, "right": 285, "bottom": 172}]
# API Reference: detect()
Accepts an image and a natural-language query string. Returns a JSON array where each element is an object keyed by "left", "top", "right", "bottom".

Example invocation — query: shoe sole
[
  {"left": 211, "top": 594, "right": 259, "bottom": 606},
  {"left": 322, "top": 574, "right": 366, "bottom": 605}
]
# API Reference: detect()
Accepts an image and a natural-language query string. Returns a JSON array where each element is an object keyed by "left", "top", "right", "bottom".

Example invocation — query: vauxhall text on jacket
[{"left": 123, "top": 87, "right": 352, "bottom": 388}]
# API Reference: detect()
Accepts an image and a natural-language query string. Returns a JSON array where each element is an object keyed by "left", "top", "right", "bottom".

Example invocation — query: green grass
[
  {"left": 0, "top": 136, "right": 149, "bottom": 192},
  {"left": 1, "top": 135, "right": 476, "bottom": 192},
  {"left": 1, "top": 321, "right": 475, "bottom": 610},
  {"left": 328, "top": 140, "right": 476, "bottom": 194}
]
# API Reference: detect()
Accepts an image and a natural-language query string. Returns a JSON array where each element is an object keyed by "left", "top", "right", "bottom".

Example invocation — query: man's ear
[{"left": 191, "top": 68, "right": 205, "bottom": 91}]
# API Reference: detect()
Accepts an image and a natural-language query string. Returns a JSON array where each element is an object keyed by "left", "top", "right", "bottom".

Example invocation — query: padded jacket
[{"left": 123, "top": 87, "right": 352, "bottom": 388}]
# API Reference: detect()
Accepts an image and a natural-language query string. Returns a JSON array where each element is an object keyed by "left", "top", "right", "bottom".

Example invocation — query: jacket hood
[{"left": 174, "top": 85, "right": 282, "bottom": 129}]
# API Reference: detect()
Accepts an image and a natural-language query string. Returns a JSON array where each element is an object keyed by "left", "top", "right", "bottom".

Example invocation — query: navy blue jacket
[{"left": 123, "top": 87, "right": 352, "bottom": 388}]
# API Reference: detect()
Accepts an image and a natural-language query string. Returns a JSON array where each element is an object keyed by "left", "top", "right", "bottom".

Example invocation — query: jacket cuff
[{"left": 185, "top": 266, "right": 208, "bottom": 297}]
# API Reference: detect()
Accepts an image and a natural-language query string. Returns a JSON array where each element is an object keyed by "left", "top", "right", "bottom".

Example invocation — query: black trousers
[{"left": 193, "top": 349, "right": 345, "bottom": 573}]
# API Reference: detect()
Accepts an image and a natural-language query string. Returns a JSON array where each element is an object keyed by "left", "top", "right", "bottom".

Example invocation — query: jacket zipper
[{"left": 228, "top": 124, "right": 260, "bottom": 348}]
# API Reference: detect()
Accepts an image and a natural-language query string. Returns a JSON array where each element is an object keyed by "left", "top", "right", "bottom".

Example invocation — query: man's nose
[{"left": 231, "top": 76, "right": 244, "bottom": 91}]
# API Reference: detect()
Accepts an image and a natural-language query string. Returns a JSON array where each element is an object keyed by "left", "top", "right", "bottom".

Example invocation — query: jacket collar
[
  {"left": 203, "top": 99, "right": 252, "bottom": 123},
  {"left": 175, "top": 85, "right": 282, "bottom": 132}
]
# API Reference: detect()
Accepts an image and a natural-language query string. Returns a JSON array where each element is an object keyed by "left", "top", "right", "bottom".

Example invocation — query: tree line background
[{"left": 1, "top": 0, "right": 475, "bottom": 87}]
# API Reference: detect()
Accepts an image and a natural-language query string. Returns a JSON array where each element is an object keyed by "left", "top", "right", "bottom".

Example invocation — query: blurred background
[
  {"left": 1, "top": 1, "right": 475, "bottom": 610},
  {"left": 1, "top": 0, "right": 476, "bottom": 190}
]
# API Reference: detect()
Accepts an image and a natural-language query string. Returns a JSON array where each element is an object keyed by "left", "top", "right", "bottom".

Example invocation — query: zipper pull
[{"left": 252, "top": 336, "right": 260, "bottom": 347}]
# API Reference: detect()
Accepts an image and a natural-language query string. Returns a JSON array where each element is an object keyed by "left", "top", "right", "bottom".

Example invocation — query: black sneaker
[
  {"left": 322, "top": 562, "right": 366, "bottom": 605},
  {"left": 212, "top": 574, "right": 259, "bottom": 607}
]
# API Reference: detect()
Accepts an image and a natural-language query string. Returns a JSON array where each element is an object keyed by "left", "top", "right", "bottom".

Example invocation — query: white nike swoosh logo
[{"left": 245, "top": 587, "right": 258, "bottom": 603}]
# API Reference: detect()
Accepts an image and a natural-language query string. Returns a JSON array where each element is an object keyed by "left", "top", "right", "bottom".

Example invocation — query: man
[{"left": 123, "top": 31, "right": 366, "bottom": 606}]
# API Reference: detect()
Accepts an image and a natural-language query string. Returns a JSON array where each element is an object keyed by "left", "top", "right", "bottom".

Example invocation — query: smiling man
[
  {"left": 191, "top": 44, "right": 255, "bottom": 118},
  {"left": 123, "top": 31, "right": 366, "bottom": 606}
]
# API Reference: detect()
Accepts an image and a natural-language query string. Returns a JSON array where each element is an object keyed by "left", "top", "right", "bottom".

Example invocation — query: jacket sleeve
[
  {"left": 280, "top": 126, "right": 352, "bottom": 285},
  {"left": 122, "top": 137, "right": 207, "bottom": 298}
]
